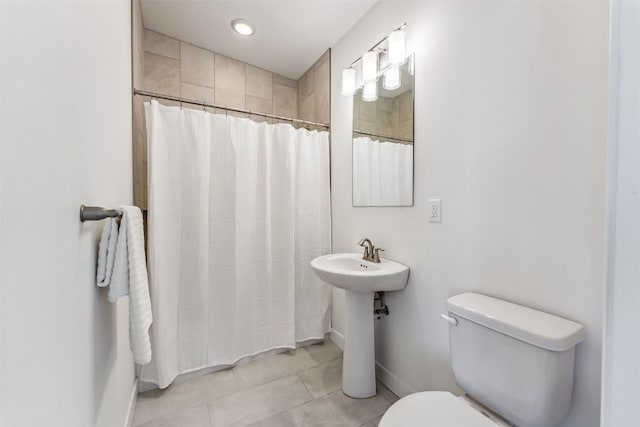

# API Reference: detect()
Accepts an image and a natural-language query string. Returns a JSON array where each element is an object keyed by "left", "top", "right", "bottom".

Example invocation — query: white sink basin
[
  {"left": 310, "top": 252, "right": 410, "bottom": 399},
  {"left": 311, "top": 253, "right": 409, "bottom": 292}
]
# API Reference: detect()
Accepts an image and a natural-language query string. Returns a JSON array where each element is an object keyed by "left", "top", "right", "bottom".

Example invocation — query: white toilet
[{"left": 379, "top": 292, "right": 585, "bottom": 427}]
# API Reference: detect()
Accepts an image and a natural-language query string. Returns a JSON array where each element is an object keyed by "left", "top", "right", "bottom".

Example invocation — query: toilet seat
[{"left": 379, "top": 391, "right": 499, "bottom": 427}]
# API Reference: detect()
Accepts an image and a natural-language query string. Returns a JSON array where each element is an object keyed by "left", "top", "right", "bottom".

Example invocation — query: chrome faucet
[{"left": 358, "top": 238, "right": 384, "bottom": 263}]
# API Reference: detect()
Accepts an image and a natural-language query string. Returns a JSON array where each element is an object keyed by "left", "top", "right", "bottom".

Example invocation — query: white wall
[
  {"left": 601, "top": 0, "right": 640, "bottom": 425},
  {"left": 330, "top": 2, "right": 608, "bottom": 426},
  {"left": 0, "top": 1, "right": 136, "bottom": 426}
]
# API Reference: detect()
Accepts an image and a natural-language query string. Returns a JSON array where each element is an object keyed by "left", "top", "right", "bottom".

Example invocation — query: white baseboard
[
  {"left": 375, "top": 362, "right": 415, "bottom": 398},
  {"left": 329, "top": 328, "right": 345, "bottom": 350},
  {"left": 125, "top": 379, "right": 138, "bottom": 427}
]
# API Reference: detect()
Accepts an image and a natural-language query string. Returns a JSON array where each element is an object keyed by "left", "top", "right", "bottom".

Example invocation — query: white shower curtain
[
  {"left": 353, "top": 136, "right": 413, "bottom": 206},
  {"left": 141, "top": 100, "right": 331, "bottom": 388}
]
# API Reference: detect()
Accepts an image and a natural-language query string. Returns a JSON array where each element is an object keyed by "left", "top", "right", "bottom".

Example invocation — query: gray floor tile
[
  {"left": 358, "top": 423, "right": 376, "bottom": 427},
  {"left": 207, "top": 375, "right": 313, "bottom": 427},
  {"left": 247, "top": 411, "right": 297, "bottom": 427},
  {"left": 304, "top": 341, "right": 342, "bottom": 365},
  {"left": 297, "top": 358, "right": 343, "bottom": 398},
  {"left": 136, "top": 404, "right": 211, "bottom": 427},
  {"left": 376, "top": 381, "right": 399, "bottom": 403},
  {"left": 370, "top": 415, "right": 384, "bottom": 426},
  {"left": 134, "top": 369, "right": 237, "bottom": 425},
  {"left": 277, "top": 348, "right": 318, "bottom": 373},
  {"left": 233, "top": 349, "right": 317, "bottom": 390},
  {"left": 285, "top": 390, "right": 392, "bottom": 427}
]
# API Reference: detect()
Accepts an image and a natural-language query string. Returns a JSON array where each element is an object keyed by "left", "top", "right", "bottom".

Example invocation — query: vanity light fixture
[
  {"left": 383, "top": 65, "right": 401, "bottom": 90},
  {"left": 361, "top": 51, "right": 379, "bottom": 83},
  {"left": 362, "top": 80, "right": 378, "bottom": 102},
  {"left": 341, "top": 23, "right": 407, "bottom": 101},
  {"left": 387, "top": 29, "right": 406, "bottom": 65},
  {"left": 341, "top": 68, "right": 357, "bottom": 96},
  {"left": 231, "top": 18, "right": 255, "bottom": 36}
]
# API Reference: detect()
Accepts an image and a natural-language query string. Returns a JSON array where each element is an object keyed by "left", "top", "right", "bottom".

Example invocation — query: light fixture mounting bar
[{"left": 347, "top": 22, "right": 407, "bottom": 69}]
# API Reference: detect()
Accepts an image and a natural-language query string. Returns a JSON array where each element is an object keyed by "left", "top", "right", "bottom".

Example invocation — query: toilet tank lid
[{"left": 446, "top": 293, "right": 585, "bottom": 351}]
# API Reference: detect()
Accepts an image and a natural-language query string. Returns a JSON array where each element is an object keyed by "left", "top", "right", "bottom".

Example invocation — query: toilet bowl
[{"left": 378, "top": 293, "right": 585, "bottom": 427}]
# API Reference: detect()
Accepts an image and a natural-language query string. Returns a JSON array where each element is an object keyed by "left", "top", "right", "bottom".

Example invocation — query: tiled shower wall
[
  {"left": 141, "top": 29, "right": 300, "bottom": 120},
  {"left": 297, "top": 50, "right": 330, "bottom": 125},
  {"left": 353, "top": 91, "right": 413, "bottom": 143},
  {"left": 132, "top": 23, "right": 330, "bottom": 209}
]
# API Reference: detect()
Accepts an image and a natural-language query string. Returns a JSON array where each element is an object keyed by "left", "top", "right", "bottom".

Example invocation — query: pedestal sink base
[
  {"left": 342, "top": 290, "right": 376, "bottom": 398},
  {"left": 309, "top": 253, "right": 409, "bottom": 399}
]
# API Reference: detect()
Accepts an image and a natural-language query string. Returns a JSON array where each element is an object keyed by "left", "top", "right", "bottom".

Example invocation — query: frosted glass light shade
[
  {"left": 361, "top": 51, "right": 379, "bottom": 83},
  {"left": 341, "top": 68, "right": 356, "bottom": 96},
  {"left": 383, "top": 66, "right": 401, "bottom": 90},
  {"left": 388, "top": 30, "right": 406, "bottom": 65},
  {"left": 362, "top": 80, "right": 378, "bottom": 102}
]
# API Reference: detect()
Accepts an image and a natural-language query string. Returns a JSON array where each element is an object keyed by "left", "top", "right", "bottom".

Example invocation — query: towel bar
[{"left": 80, "top": 205, "right": 122, "bottom": 222}]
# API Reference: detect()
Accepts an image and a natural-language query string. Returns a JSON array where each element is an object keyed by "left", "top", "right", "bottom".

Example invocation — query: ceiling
[{"left": 140, "top": 0, "right": 378, "bottom": 80}]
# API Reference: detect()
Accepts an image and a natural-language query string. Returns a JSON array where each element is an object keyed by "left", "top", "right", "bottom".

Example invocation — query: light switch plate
[{"left": 428, "top": 199, "right": 441, "bottom": 223}]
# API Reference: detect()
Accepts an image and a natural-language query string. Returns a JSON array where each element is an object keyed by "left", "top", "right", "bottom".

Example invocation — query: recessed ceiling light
[{"left": 231, "top": 18, "right": 255, "bottom": 36}]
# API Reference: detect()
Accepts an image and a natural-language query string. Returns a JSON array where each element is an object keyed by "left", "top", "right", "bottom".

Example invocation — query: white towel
[
  {"left": 96, "top": 217, "right": 119, "bottom": 287},
  {"left": 109, "top": 212, "right": 131, "bottom": 302},
  {"left": 97, "top": 206, "right": 153, "bottom": 364}
]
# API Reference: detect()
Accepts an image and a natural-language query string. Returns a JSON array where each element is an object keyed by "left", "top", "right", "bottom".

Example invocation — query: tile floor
[{"left": 133, "top": 341, "right": 398, "bottom": 427}]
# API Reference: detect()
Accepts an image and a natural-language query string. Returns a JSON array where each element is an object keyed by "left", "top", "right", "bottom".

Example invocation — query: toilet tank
[{"left": 446, "top": 293, "right": 585, "bottom": 427}]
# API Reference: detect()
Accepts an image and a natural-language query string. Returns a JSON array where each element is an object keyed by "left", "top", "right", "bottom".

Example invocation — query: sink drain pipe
[{"left": 374, "top": 291, "right": 389, "bottom": 319}]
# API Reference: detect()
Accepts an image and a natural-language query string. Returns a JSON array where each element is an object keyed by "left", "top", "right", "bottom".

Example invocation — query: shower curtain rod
[
  {"left": 353, "top": 130, "right": 413, "bottom": 144},
  {"left": 134, "top": 89, "right": 330, "bottom": 129}
]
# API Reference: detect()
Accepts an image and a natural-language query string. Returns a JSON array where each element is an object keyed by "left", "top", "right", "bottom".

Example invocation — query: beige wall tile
[
  {"left": 377, "top": 111, "right": 394, "bottom": 137},
  {"left": 181, "top": 42, "right": 214, "bottom": 88},
  {"left": 299, "top": 94, "right": 315, "bottom": 122},
  {"left": 352, "top": 97, "right": 360, "bottom": 128},
  {"left": 273, "top": 74, "right": 297, "bottom": 89},
  {"left": 143, "top": 52, "right": 180, "bottom": 96},
  {"left": 156, "top": 98, "right": 181, "bottom": 108},
  {"left": 299, "top": 70, "right": 314, "bottom": 99},
  {"left": 377, "top": 97, "right": 393, "bottom": 113},
  {"left": 392, "top": 97, "right": 400, "bottom": 137},
  {"left": 246, "top": 96, "right": 273, "bottom": 115},
  {"left": 246, "top": 65, "right": 272, "bottom": 100},
  {"left": 215, "top": 54, "right": 245, "bottom": 109},
  {"left": 399, "top": 118, "right": 413, "bottom": 141},
  {"left": 273, "top": 84, "right": 297, "bottom": 118},
  {"left": 181, "top": 82, "right": 215, "bottom": 105},
  {"left": 133, "top": 95, "right": 147, "bottom": 209},
  {"left": 132, "top": 0, "right": 145, "bottom": 89},
  {"left": 144, "top": 29, "right": 179, "bottom": 59},
  {"left": 360, "top": 120, "right": 376, "bottom": 134},
  {"left": 296, "top": 49, "right": 331, "bottom": 124},
  {"left": 227, "top": 111, "right": 248, "bottom": 119},
  {"left": 399, "top": 90, "right": 413, "bottom": 122},
  {"left": 313, "top": 59, "right": 330, "bottom": 124},
  {"left": 360, "top": 98, "right": 377, "bottom": 122}
]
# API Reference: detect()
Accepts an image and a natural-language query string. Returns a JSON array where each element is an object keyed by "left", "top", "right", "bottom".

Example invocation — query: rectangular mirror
[{"left": 352, "top": 54, "right": 414, "bottom": 207}]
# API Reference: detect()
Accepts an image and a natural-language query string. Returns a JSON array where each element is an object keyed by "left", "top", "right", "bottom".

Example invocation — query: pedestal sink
[{"left": 310, "top": 253, "right": 409, "bottom": 398}]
